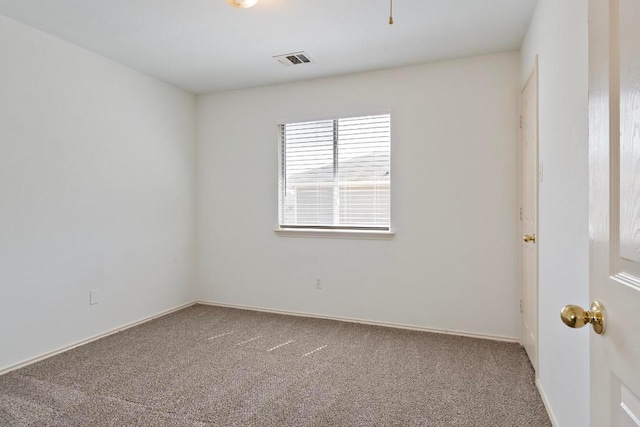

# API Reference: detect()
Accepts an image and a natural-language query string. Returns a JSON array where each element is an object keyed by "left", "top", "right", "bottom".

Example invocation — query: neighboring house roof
[{"left": 286, "top": 154, "right": 390, "bottom": 184}]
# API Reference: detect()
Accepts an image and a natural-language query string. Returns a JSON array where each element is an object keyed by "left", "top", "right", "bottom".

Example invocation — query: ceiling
[{"left": 0, "top": 0, "right": 538, "bottom": 94}]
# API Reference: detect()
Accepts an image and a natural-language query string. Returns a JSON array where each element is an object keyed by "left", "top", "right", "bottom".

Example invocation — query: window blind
[{"left": 279, "top": 114, "right": 390, "bottom": 230}]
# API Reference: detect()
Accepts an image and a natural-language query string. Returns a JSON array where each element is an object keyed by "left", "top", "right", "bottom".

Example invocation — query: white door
[
  {"left": 587, "top": 0, "right": 640, "bottom": 424},
  {"left": 520, "top": 59, "right": 538, "bottom": 371}
]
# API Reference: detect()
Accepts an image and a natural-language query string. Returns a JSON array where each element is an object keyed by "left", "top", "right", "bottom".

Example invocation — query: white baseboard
[
  {"left": 0, "top": 301, "right": 196, "bottom": 376},
  {"left": 536, "top": 378, "right": 560, "bottom": 427},
  {"left": 196, "top": 300, "right": 520, "bottom": 343},
  {"left": 1, "top": 300, "right": 520, "bottom": 377}
]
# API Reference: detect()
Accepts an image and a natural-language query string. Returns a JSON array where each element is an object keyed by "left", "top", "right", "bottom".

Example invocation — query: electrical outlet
[
  {"left": 315, "top": 278, "right": 323, "bottom": 289},
  {"left": 90, "top": 289, "right": 99, "bottom": 305}
]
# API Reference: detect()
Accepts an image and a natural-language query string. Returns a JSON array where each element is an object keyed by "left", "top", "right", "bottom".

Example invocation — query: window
[{"left": 279, "top": 114, "right": 391, "bottom": 231}]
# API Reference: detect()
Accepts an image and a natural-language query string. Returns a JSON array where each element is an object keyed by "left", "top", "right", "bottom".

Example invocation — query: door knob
[
  {"left": 560, "top": 301, "right": 606, "bottom": 335},
  {"left": 523, "top": 234, "right": 536, "bottom": 243}
]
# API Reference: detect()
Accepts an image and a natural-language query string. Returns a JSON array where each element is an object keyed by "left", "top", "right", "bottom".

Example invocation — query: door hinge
[
  {"left": 520, "top": 299, "right": 523, "bottom": 313},
  {"left": 538, "top": 162, "right": 544, "bottom": 183}
]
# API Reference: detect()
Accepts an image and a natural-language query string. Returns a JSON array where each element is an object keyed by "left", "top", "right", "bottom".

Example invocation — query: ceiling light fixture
[
  {"left": 388, "top": 0, "right": 394, "bottom": 24},
  {"left": 225, "top": 0, "right": 258, "bottom": 8}
]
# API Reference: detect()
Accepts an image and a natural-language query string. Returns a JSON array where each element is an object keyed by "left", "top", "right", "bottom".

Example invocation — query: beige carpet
[{"left": 0, "top": 304, "right": 551, "bottom": 426}]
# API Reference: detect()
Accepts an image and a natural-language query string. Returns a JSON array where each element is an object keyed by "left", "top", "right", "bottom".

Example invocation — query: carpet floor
[{"left": 0, "top": 304, "right": 551, "bottom": 426}]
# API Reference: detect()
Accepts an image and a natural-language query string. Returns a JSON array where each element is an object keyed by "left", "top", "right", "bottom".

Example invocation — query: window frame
[{"left": 276, "top": 112, "right": 394, "bottom": 238}]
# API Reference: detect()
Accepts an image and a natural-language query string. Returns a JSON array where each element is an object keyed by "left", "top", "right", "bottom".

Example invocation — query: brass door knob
[
  {"left": 523, "top": 234, "right": 536, "bottom": 243},
  {"left": 560, "top": 301, "right": 606, "bottom": 335}
]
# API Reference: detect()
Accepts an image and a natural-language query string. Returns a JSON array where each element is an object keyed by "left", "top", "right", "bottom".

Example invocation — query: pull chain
[{"left": 388, "top": 0, "right": 394, "bottom": 24}]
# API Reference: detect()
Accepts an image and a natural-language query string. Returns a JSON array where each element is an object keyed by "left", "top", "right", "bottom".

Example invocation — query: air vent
[{"left": 273, "top": 51, "right": 314, "bottom": 66}]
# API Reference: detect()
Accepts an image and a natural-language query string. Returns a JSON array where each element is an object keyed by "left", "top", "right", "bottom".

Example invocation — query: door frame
[{"left": 519, "top": 55, "right": 540, "bottom": 373}]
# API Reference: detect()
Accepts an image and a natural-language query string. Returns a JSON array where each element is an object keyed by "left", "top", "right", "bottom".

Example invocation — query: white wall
[
  {"left": 0, "top": 15, "right": 197, "bottom": 371},
  {"left": 197, "top": 52, "right": 521, "bottom": 339},
  {"left": 520, "top": 1, "right": 590, "bottom": 426}
]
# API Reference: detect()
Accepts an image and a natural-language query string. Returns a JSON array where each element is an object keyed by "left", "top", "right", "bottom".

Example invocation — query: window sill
[{"left": 274, "top": 228, "right": 395, "bottom": 240}]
